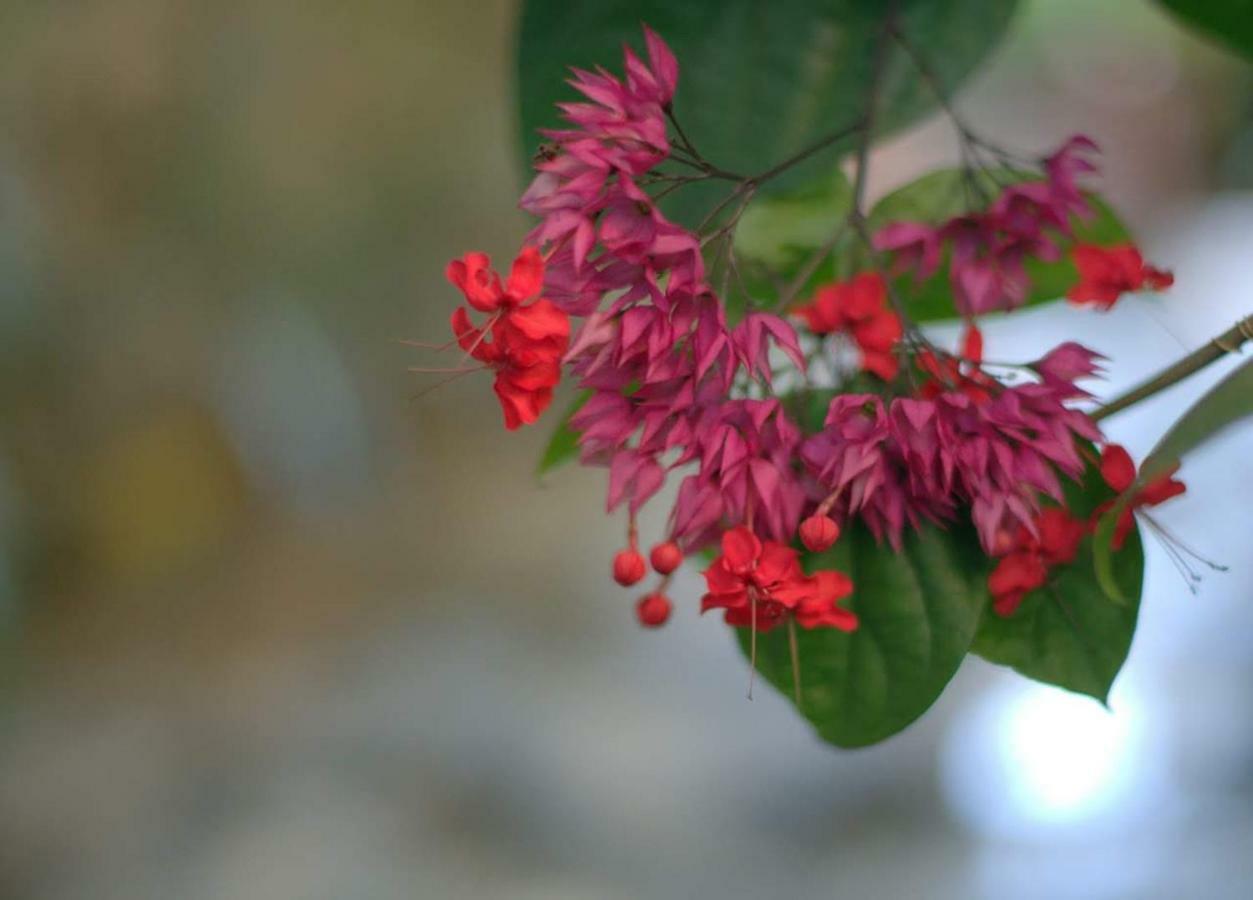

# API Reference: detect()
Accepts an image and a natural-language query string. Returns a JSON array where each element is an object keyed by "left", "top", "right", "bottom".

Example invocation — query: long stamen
[
  {"left": 1141, "top": 512, "right": 1228, "bottom": 572},
  {"left": 747, "top": 593, "right": 758, "bottom": 701},
  {"left": 408, "top": 367, "right": 484, "bottom": 402},
  {"left": 406, "top": 365, "right": 488, "bottom": 374},
  {"left": 459, "top": 310, "right": 501, "bottom": 363}
]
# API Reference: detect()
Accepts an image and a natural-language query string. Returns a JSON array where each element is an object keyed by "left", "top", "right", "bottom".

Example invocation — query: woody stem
[{"left": 1090, "top": 314, "right": 1253, "bottom": 422}]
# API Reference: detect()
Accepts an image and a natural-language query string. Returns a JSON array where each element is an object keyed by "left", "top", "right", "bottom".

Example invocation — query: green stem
[{"left": 1091, "top": 314, "right": 1253, "bottom": 422}]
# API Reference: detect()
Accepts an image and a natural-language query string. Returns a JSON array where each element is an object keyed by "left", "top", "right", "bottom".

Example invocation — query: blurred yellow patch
[{"left": 84, "top": 408, "right": 246, "bottom": 582}]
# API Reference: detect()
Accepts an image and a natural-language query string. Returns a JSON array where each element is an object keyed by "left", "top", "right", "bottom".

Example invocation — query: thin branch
[{"left": 1090, "top": 314, "right": 1253, "bottom": 422}]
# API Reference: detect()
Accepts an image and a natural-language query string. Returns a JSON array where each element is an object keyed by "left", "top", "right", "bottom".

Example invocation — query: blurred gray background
[{"left": 1, "top": 1, "right": 1251, "bottom": 898}]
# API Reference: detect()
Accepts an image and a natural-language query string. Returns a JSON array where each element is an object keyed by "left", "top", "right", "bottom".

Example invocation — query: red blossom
[
  {"left": 447, "top": 248, "right": 570, "bottom": 430},
  {"left": 987, "top": 505, "right": 1088, "bottom": 616},
  {"left": 701, "top": 526, "right": 856, "bottom": 632},
  {"left": 794, "top": 272, "right": 903, "bottom": 381},
  {"left": 1067, "top": 243, "right": 1173, "bottom": 309},
  {"left": 1097, "top": 443, "right": 1187, "bottom": 549}
]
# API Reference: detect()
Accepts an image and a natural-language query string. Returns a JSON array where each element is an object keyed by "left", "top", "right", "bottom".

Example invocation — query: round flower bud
[
  {"left": 636, "top": 592, "right": 673, "bottom": 628},
  {"left": 612, "top": 548, "right": 647, "bottom": 586},
  {"left": 799, "top": 514, "right": 840, "bottom": 553},
  {"left": 649, "top": 541, "right": 683, "bottom": 575}
]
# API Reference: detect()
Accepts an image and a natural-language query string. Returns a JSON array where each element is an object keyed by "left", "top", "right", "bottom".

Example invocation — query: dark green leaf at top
[
  {"left": 517, "top": 0, "right": 1020, "bottom": 229},
  {"left": 1156, "top": 0, "right": 1253, "bottom": 62}
]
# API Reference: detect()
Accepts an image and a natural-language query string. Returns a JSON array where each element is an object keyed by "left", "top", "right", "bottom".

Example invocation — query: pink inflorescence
[{"left": 421, "top": 25, "right": 1181, "bottom": 633}]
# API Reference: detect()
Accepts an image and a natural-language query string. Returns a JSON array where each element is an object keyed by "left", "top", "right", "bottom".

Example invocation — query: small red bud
[
  {"left": 636, "top": 592, "right": 672, "bottom": 628},
  {"left": 612, "top": 548, "right": 647, "bottom": 586},
  {"left": 649, "top": 540, "right": 683, "bottom": 575},
  {"left": 799, "top": 514, "right": 840, "bottom": 552}
]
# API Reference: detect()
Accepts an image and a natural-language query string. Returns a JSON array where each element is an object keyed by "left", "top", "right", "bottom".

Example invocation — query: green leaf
[
  {"left": 536, "top": 390, "right": 589, "bottom": 479},
  {"left": 1156, "top": 0, "right": 1253, "bottom": 61},
  {"left": 1138, "top": 356, "right": 1253, "bottom": 484},
  {"left": 517, "top": 0, "right": 1020, "bottom": 228},
  {"left": 737, "top": 520, "right": 987, "bottom": 748},
  {"left": 728, "top": 167, "right": 855, "bottom": 314},
  {"left": 865, "top": 169, "right": 1133, "bottom": 322},
  {"left": 734, "top": 168, "right": 853, "bottom": 271},
  {"left": 973, "top": 459, "right": 1145, "bottom": 703},
  {"left": 1093, "top": 356, "right": 1253, "bottom": 598}
]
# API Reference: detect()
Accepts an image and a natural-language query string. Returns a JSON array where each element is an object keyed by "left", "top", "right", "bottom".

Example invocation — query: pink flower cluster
[
  {"left": 521, "top": 27, "right": 807, "bottom": 546},
  {"left": 427, "top": 25, "right": 1183, "bottom": 635},
  {"left": 800, "top": 341, "right": 1105, "bottom": 554},
  {"left": 874, "top": 137, "right": 1099, "bottom": 315}
]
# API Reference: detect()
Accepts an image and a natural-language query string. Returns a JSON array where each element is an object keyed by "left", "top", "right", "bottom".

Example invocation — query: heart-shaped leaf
[{"left": 735, "top": 519, "right": 987, "bottom": 748}]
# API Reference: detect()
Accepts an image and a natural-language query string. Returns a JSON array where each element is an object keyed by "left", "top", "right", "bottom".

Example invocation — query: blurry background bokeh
[{"left": 1, "top": 1, "right": 1251, "bottom": 898}]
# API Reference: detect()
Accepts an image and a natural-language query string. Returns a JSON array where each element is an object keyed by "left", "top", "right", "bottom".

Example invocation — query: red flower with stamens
[
  {"left": 701, "top": 526, "right": 856, "bottom": 632},
  {"left": 447, "top": 248, "right": 570, "bottom": 430},
  {"left": 1097, "top": 443, "right": 1187, "bottom": 549},
  {"left": 1067, "top": 243, "right": 1173, "bottom": 310}
]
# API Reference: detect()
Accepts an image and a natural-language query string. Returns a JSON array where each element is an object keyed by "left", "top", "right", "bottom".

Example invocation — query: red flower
[
  {"left": 446, "top": 247, "right": 545, "bottom": 313},
  {"left": 918, "top": 324, "right": 996, "bottom": 403},
  {"left": 701, "top": 526, "right": 856, "bottom": 632},
  {"left": 986, "top": 506, "right": 1087, "bottom": 616},
  {"left": 1067, "top": 243, "right": 1173, "bottom": 310},
  {"left": 794, "top": 273, "right": 902, "bottom": 381},
  {"left": 1097, "top": 444, "right": 1186, "bottom": 549},
  {"left": 988, "top": 551, "right": 1048, "bottom": 616},
  {"left": 447, "top": 248, "right": 569, "bottom": 430}
]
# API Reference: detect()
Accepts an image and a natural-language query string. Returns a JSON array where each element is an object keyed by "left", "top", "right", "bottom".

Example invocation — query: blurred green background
[{"left": 1, "top": 2, "right": 1252, "bottom": 898}]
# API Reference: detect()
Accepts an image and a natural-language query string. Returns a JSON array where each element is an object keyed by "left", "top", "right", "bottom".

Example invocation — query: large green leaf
[
  {"left": 974, "top": 459, "right": 1145, "bottom": 703},
  {"left": 866, "top": 169, "right": 1133, "bottom": 321},
  {"left": 517, "top": 0, "right": 1020, "bottom": 227},
  {"left": 1157, "top": 0, "right": 1253, "bottom": 61},
  {"left": 1093, "top": 356, "right": 1253, "bottom": 599},
  {"left": 737, "top": 520, "right": 987, "bottom": 748}
]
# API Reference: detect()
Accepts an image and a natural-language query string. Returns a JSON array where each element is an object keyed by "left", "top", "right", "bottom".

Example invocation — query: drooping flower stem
[{"left": 1091, "top": 314, "right": 1253, "bottom": 422}]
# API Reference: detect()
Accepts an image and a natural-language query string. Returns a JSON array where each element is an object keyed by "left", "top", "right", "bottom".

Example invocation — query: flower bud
[
  {"left": 649, "top": 541, "right": 683, "bottom": 575},
  {"left": 799, "top": 514, "right": 840, "bottom": 553},
  {"left": 612, "top": 548, "right": 647, "bottom": 586},
  {"left": 636, "top": 592, "right": 672, "bottom": 628}
]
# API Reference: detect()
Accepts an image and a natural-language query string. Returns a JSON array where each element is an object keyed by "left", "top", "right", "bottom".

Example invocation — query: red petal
[
  {"left": 504, "top": 247, "right": 545, "bottom": 303},
  {"left": 721, "top": 526, "right": 762, "bottom": 574},
  {"left": 1100, "top": 444, "right": 1137, "bottom": 493},
  {"left": 961, "top": 324, "right": 983, "bottom": 364}
]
